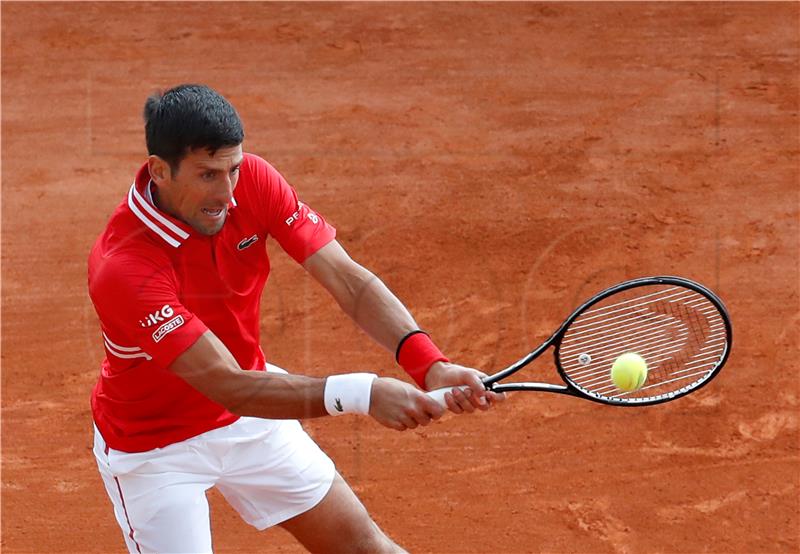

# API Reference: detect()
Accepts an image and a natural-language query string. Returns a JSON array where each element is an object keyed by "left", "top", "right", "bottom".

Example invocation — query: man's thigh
[
  {"left": 212, "top": 412, "right": 402, "bottom": 553},
  {"left": 94, "top": 428, "right": 215, "bottom": 553},
  {"left": 214, "top": 416, "right": 336, "bottom": 530}
]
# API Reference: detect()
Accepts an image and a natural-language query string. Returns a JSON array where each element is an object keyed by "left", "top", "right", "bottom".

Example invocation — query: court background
[{"left": 2, "top": 3, "right": 798, "bottom": 553}]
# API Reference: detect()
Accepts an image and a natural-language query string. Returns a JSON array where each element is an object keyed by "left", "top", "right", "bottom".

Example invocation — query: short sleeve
[
  {"left": 245, "top": 154, "right": 336, "bottom": 263},
  {"left": 89, "top": 251, "right": 208, "bottom": 367}
]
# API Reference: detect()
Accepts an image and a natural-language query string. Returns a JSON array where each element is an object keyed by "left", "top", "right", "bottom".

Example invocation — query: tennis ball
[{"left": 611, "top": 352, "right": 648, "bottom": 391}]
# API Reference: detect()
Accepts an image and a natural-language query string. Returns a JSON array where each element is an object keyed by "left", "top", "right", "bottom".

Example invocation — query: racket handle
[{"left": 426, "top": 386, "right": 470, "bottom": 407}]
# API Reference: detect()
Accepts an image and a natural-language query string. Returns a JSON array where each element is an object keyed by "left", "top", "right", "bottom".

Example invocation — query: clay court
[{"left": 2, "top": 3, "right": 798, "bottom": 553}]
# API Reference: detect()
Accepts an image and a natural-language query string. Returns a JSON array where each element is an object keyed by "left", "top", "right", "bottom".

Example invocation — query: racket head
[{"left": 552, "top": 276, "right": 731, "bottom": 406}]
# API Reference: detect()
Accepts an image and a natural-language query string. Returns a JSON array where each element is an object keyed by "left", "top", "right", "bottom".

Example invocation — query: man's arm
[
  {"left": 302, "top": 240, "right": 503, "bottom": 412},
  {"left": 169, "top": 330, "right": 328, "bottom": 419},
  {"left": 169, "top": 329, "right": 446, "bottom": 430},
  {"left": 301, "top": 240, "right": 417, "bottom": 350}
]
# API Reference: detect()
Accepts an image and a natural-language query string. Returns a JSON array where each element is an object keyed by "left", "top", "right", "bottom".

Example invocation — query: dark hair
[{"left": 143, "top": 84, "right": 244, "bottom": 173}]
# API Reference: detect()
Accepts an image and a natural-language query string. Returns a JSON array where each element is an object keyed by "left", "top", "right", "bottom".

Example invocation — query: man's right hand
[{"left": 369, "top": 377, "right": 446, "bottom": 431}]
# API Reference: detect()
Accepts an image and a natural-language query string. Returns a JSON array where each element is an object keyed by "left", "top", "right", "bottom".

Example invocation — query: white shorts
[{"left": 93, "top": 366, "right": 336, "bottom": 554}]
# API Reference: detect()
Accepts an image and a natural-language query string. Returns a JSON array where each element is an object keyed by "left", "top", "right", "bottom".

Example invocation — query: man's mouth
[{"left": 202, "top": 207, "right": 225, "bottom": 217}]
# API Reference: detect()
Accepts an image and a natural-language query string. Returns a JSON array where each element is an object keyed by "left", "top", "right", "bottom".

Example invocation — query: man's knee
[
  {"left": 317, "top": 504, "right": 404, "bottom": 554},
  {"left": 280, "top": 473, "right": 406, "bottom": 553},
  {"left": 351, "top": 524, "right": 406, "bottom": 554}
]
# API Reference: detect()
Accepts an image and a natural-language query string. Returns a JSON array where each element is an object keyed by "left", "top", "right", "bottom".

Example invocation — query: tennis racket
[{"left": 427, "top": 276, "right": 732, "bottom": 407}]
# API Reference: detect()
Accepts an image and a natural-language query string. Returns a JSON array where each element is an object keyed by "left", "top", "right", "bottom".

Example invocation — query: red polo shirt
[{"left": 88, "top": 153, "right": 336, "bottom": 452}]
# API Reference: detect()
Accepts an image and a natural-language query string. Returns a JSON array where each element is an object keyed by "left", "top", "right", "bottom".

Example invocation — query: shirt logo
[
  {"left": 139, "top": 305, "right": 174, "bottom": 328},
  {"left": 285, "top": 202, "right": 320, "bottom": 226},
  {"left": 237, "top": 234, "right": 259, "bottom": 251},
  {"left": 152, "top": 315, "right": 185, "bottom": 343},
  {"left": 334, "top": 398, "right": 344, "bottom": 412}
]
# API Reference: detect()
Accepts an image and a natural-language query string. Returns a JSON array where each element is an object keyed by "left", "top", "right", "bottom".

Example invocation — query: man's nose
[{"left": 214, "top": 176, "right": 235, "bottom": 203}]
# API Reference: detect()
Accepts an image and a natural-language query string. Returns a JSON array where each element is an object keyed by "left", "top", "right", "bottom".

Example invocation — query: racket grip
[{"left": 426, "top": 386, "right": 470, "bottom": 407}]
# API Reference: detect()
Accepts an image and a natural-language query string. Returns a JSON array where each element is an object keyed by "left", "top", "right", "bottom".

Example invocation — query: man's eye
[{"left": 202, "top": 172, "right": 215, "bottom": 180}]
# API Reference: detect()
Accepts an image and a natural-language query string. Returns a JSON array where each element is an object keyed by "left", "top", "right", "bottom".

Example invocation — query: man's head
[{"left": 143, "top": 84, "right": 245, "bottom": 235}]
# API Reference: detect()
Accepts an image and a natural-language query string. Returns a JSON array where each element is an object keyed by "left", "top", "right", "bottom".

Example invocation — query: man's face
[{"left": 150, "top": 144, "right": 243, "bottom": 236}]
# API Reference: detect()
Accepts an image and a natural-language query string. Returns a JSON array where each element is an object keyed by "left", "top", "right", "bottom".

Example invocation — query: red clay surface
[{"left": 2, "top": 3, "right": 798, "bottom": 553}]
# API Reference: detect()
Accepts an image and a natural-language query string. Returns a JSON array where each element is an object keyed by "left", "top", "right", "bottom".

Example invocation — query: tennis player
[{"left": 88, "top": 83, "right": 503, "bottom": 553}]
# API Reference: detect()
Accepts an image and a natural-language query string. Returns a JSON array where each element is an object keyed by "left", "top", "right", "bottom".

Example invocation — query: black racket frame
[{"left": 482, "top": 276, "right": 732, "bottom": 406}]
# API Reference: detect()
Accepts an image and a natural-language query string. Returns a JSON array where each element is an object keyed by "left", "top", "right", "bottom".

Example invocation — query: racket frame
[{"left": 482, "top": 276, "right": 732, "bottom": 406}]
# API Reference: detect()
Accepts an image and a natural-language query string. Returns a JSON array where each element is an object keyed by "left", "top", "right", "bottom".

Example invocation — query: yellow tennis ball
[{"left": 611, "top": 353, "right": 648, "bottom": 391}]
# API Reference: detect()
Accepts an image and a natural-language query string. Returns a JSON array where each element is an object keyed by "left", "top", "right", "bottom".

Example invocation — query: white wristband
[{"left": 324, "top": 373, "right": 377, "bottom": 416}]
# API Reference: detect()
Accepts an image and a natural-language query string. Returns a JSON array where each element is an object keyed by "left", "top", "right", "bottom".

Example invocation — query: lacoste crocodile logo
[
  {"left": 237, "top": 234, "right": 259, "bottom": 251},
  {"left": 334, "top": 398, "right": 344, "bottom": 412}
]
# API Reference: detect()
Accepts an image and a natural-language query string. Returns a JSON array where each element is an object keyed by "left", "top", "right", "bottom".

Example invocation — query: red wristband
[{"left": 396, "top": 331, "right": 449, "bottom": 389}]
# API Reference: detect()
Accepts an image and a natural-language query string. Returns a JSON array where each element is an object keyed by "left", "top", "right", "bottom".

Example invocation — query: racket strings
[{"left": 557, "top": 285, "right": 728, "bottom": 402}]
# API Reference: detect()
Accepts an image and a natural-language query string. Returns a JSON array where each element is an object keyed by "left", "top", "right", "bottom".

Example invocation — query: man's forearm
[
  {"left": 217, "top": 370, "right": 329, "bottom": 419},
  {"left": 332, "top": 263, "right": 419, "bottom": 352},
  {"left": 169, "top": 331, "right": 330, "bottom": 420}
]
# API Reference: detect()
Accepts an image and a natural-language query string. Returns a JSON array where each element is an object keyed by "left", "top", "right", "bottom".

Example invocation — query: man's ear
[{"left": 147, "top": 155, "right": 171, "bottom": 185}]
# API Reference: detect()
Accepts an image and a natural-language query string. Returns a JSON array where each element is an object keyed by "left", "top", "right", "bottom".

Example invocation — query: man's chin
[{"left": 193, "top": 215, "right": 227, "bottom": 236}]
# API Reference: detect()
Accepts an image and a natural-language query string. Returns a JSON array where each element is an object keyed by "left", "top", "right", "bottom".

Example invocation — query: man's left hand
[{"left": 424, "top": 361, "right": 506, "bottom": 414}]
